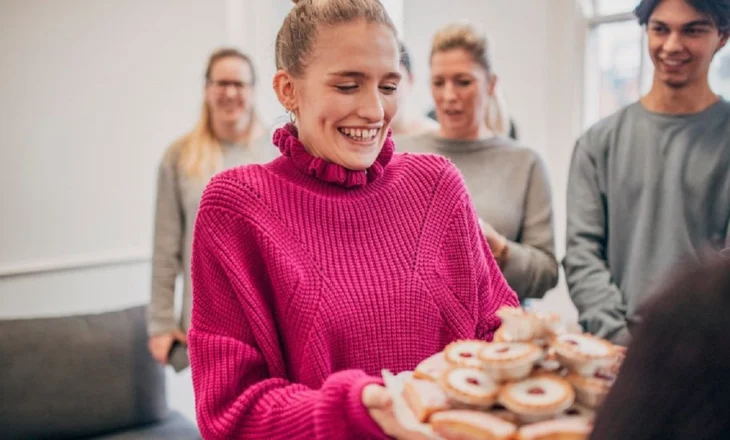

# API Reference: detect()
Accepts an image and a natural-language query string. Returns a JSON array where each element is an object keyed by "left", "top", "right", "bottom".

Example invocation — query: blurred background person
[
  {"left": 591, "top": 256, "right": 730, "bottom": 439},
  {"left": 390, "top": 41, "right": 440, "bottom": 137},
  {"left": 426, "top": 78, "right": 519, "bottom": 140},
  {"left": 399, "top": 23, "right": 559, "bottom": 301},
  {"left": 147, "top": 48, "right": 274, "bottom": 368}
]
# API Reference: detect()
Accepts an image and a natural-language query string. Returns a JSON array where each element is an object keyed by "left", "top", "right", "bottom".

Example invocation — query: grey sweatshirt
[
  {"left": 397, "top": 133, "right": 559, "bottom": 300},
  {"left": 147, "top": 136, "right": 277, "bottom": 336},
  {"left": 564, "top": 99, "right": 730, "bottom": 344}
]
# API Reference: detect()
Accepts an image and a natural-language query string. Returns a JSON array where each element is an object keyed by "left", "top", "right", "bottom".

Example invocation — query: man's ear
[
  {"left": 273, "top": 69, "right": 298, "bottom": 113},
  {"left": 718, "top": 31, "right": 729, "bottom": 53}
]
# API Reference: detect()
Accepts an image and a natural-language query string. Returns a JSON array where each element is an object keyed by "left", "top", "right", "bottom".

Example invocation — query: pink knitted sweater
[{"left": 188, "top": 125, "right": 519, "bottom": 439}]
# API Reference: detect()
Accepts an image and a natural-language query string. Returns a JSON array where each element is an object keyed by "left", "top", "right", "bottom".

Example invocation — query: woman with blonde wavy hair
[
  {"left": 399, "top": 23, "right": 559, "bottom": 301},
  {"left": 147, "top": 48, "right": 274, "bottom": 369}
]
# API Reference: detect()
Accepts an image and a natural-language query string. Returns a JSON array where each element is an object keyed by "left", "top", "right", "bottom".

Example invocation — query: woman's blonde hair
[
  {"left": 276, "top": 0, "right": 397, "bottom": 77},
  {"left": 178, "top": 48, "right": 257, "bottom": 179},
  {"left": 430, "top": 23, "right": 511, "bottom": 137}
]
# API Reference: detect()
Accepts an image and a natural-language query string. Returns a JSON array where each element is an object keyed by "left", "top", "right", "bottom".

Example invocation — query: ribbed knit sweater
[{"left": 188, "top": 124, "right": 519, "bottom": 439}]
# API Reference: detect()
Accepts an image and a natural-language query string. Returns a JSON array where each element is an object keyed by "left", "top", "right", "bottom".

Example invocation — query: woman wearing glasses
[{"left": 147, "top": 48, "right": 274, "bottom": 369}]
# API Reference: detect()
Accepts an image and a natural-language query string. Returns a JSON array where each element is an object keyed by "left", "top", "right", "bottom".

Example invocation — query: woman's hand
[
  {"left": 478, "top": 218, "right": 508, "bottom": 263},
  {"left": 148, "top": 330, "right": 186, "bottom": 365},
  {"left": 362, "top": 384, "right": 430, "bottom": 440}
]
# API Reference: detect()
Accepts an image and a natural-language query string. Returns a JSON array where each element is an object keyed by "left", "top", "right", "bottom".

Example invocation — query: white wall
[
  {"left": 0, "top": 0, "right": 585, "bottom": 427},
  {"left": 0, "top": 0, "right": 290, "bottom": 425},
  {"left": 0, "top": 0, "right": 222, "bottom": 271}
]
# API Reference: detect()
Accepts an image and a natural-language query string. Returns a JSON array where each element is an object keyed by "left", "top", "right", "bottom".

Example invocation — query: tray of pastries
[{"left": 381, "top": 306, "right": 625, "bottom": 440}]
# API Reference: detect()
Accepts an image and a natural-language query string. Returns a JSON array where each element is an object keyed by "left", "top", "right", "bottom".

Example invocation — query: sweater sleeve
[
  {"left": 563, "top": 140, "right": 629, "bottom": 344},
  {"left": 189, "top": 206, "right": 386, "bottom": 440},
  {"left": 501, "top": 154, "right": 560, "bottom": 300},
  {"left": 148, "top": 151, "right": 184, "bottom": 336},
  {"left": 471, "top": 203, "right": 521, "bottom": 340},
  {"left": 436, "top": 166, "right": 520, "bottom": 341}
]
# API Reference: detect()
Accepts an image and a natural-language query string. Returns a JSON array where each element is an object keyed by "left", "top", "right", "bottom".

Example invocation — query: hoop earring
[{"left": 288, "top": 110, "right": 297, "bottom": 124}]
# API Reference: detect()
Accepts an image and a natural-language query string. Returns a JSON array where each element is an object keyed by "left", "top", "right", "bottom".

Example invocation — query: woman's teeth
[{"left": 339, "top": 128, "right": 379, "bottom": 141}]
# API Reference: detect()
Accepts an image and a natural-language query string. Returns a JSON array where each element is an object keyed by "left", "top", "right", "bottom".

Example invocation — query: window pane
[
  {"left": 596, "top": 0, "right": 639, "bottom": 15},
  {"left": 595, "top": 21, "right": 643, "bottom": 120},
  {"left": 710, "top": 45, "right": 730, "bottom": 100}
]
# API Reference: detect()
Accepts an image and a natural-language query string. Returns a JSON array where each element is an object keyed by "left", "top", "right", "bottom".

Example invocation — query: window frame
[{"left": 582, "top": 1, "right": 643, "bottom": 128}]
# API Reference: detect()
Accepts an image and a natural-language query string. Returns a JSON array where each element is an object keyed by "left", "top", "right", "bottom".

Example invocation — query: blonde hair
[
  {"left": 430, "top": 23, "right": 511, "bottom": 137},
  {"left": 178, "top": 48, "right": 257, "bottom": 179},
  {"left": 276, "top": 0, "right": 397, "bottom": 77}
]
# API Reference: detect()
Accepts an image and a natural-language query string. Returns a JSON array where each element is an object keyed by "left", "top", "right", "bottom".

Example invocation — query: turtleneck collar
[{"left": 272, "top": 124, "right": 394, "bottom": 188}]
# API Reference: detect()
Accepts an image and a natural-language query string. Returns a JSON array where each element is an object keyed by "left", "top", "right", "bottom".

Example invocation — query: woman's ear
[
  {"left": 487, "top": 73, "right": 498, "bottom": 97},
  {"left": 273, "top": 70, "right": 297, "bottom": 112}
]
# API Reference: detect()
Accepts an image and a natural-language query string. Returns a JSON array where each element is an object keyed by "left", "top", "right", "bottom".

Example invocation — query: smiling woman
[
  {"left": 185, "top": 1, "right": 519, "bottom": 439},
  {"left": 146, "top": 47, "right": 274, "bottom": 370},
  {"left": 273, "top": 19, "right": 402, "bottom": 171}
]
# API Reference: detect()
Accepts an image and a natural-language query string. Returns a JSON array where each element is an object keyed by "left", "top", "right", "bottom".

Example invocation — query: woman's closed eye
[
  {"left": 380, "top": 84, "right": 398, "bottom": 94},
  {"left": 335, "top": 84, "right": 359, "bottom": 93}
]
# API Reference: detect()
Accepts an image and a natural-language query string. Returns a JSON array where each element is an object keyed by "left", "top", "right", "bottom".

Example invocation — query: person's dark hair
[
  {"left": 634, "top": 0, "right": 730, "bottom": 34},
  {"left": 590, "top": 256, "right": 730, "bottom": 440},
  {"left": 399, "top": 40, "right": 412, "bottom": 75}
]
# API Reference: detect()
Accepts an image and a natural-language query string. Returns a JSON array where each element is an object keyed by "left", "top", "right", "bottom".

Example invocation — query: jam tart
[
  {"left": 498, "top": 373, "right": 575, "bottom": 423},
  {"left": 496, "top": 307, "right": 544, "bottom": 341},
  {"left": 440, "top": 366, "right": 500, "bottom": 409},
  {"left": 533, "top": 346, "right": 564, "bottom": 374},
  {"left": 565, "top": 371, "right": 614, "bottom": 409},
  {"left": 444, "top": 340, "right": 488, "bottom": 369},
  {"left": 479, "top": 341, "right": 543, "bottom": 382},
  {"left": 431, "top": 410, "right": 518, "bottom": 440},
  {"left": 553, "top": 333, "right": 617, "bottom": 377},
  {"left": 402, "top": 378, "right": 450, "bottom": 423},
  {"left": 413, "top": 351, "right": 449, "bottom": 383},
  {"left": 516, "top": 416, "right": 593, "bottom": 440},
  {"left": 533, "top": 311, "right": 563, "bottom": 336}
]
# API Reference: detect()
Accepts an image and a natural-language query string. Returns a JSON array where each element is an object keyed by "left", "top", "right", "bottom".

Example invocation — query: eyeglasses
[{"left": 207, "top": 80, "right": 252, "bottom": 92}]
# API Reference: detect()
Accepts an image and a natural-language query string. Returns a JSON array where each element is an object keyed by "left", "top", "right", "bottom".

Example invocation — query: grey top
[
  {"left": 564, "top": 99, "right": 730, "bottom": 344},
  {"left": 397, "top": 133, "right": 559, "bottom": 300},
  {"left": 147, "top": 135, "right": 277, "bottom": 336}
]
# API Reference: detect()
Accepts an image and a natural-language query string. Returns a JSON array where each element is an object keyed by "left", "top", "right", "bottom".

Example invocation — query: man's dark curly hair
[{"left": 634, "top": 0, "right": 730, "bottom": 34}]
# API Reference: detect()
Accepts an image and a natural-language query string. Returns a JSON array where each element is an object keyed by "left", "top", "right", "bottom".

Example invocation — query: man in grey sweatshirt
[{"left": 564, "top": 0, "right": 730, "bottom": 345}]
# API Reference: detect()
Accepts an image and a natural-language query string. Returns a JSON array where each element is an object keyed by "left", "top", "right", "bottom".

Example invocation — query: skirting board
[{"left": 0, "top": 250, "right": 150, "bottom": 279}]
